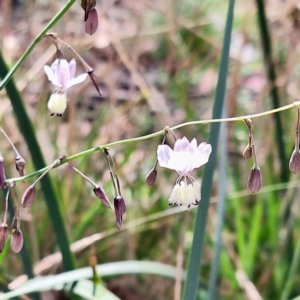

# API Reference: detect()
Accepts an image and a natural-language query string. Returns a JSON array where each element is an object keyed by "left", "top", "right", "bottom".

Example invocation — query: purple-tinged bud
[
  {"left": 21, "top": 185, "right": 36, "bottom": 208},
  {"left": 0, "top": 155, "right": 6, "bottom": 189},
  {"left": 88, "top": 71, "right": 102, "bottom": 97},
  {"left": 146, "top": 168, "right": 157, "bottom": 186},
  {"left": 247, "top": 167, "right": 262, "bottom": 193},
  {"left": 85, "top": 7, "right": 98, "bottom": 35},
  {"left": 10, "top": 229, "right": 24, "bottom": 253},
  {"left": 57, "top": 48, "right": 64, "bottom": 60},
  {"left": 114, "top": 196, "right": 126, "bottom": 230},
  {"left": 93, "top": 185, "right": 111, "bottom": 208},
  {"left": 15, "top": 155, "right": 26, "bottom": 177},
  {"left": 289, "top": 150, "right": 300, "bottom": 173},
  {"left": 0, "top": 223, "right": 8, "bottom": 253},
  {"left": 243, "top": 144, "right": 252, "bottom": 159}
]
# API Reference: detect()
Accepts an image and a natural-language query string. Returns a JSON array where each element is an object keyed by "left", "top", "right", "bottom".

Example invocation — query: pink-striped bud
[
  {"left": 0, "top": 223, "right": 8, "bottom": 253},
  {"left": 146, "top": 168, "right": 157, "bottom": 186},
  {"left": 247, "top": 167, "right": 262, "bottom": 193},
  {"left": 85, "top": 7, "right": 98, "bottom": 35},
  {"left": 93, "top": 185, "right": 111, "bottom": 208},
  {"left": 289, "top": 150, "right": 300, "bottom": 174},
  {"left": 21, "top": 185, "right": 36, "bottom": 208},
  {"left": 11, "top": 229, "right": 24, "bottom": 253},
  {"left": 114, "top": 196, "right": 126, "bottom": 230}
]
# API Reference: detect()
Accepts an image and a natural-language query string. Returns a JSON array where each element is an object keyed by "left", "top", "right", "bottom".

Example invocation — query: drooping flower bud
[
  {"left": 21, "top": 185, "right": 36, "bottom": 208},
  {"left": 85, "top": 7, "right": 98, "bottom": 35},
  {"left": 243, "top": 144, "right": 252, "bottom": 159},
  {"left": 93, "top": 185, "right": 111, "bottom": 208},
  {"left": 15, "top": 155, "right": 26, "bottom": 177},
  {"left": 289, "top": 150, "right": 300, "bottom": 173},
  {"left": 247, "top": 167, "right": 262, "bottom": 193},
  {"left": 146, "top": 168, "right": 157, "bottom": 186},
  {"left": 0, "top": 154, "right": 6, "bottom": 189},
  {"left": 0, "top": 223, "right": 8, "bottom": 253},
  {"left": 10, "top": 229, "right": 24, "bottom": 253},
  {"left": 114, "top": 196, "right": 126, "bottom": 230}
]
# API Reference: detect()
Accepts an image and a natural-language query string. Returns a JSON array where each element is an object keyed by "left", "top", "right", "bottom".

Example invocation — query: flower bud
[
  {"left": 289, "top": 150, "right": 300, "bottom": 173},
  {"left": 146, "top": 168, "right": 157, "bottom": 186},
  {"left": 247, "top": 167, "right": 262, "bottom": 193},
  {"left": 0, "top": 223, "right": 8, "bottom": 253},
  {"left": 0, "top": 155, "right": 7, "bottom": 189},
  {"left": 21, "top": 185, "right": 36, "bottom": 208},
  {"left": 114, "top": 196, "right": 126, "bottom": 230},
  {"left": 93, "top": 185, "right": 111, "bottom": 208},
  {"left": 85, "top": 7, "right": 98, "bottom": 35},
  {"left": 15, "top": 155, "right": 26, "bottom": 177},
  {"left": 243, "top": 144, "right": 252, "bottom": 159},
  {"left": 10, "top": 229, "right": 24, "bottom": 253}
]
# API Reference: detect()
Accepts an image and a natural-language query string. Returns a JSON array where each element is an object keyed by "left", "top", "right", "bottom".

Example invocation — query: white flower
[
  {"left": 157, "top": 137, "right": 212, "bottom": 208},
  {"left": 44, "top": 59, "right": 88, "bottom": 116}
]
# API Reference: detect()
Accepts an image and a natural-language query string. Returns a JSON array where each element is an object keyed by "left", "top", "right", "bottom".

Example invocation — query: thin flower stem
[
  {"left": 103, "top": 148, "right": 118, "bottom": 195},
  {"left": 295, "top": 108, "right": 300, "bottom": 152},
  {"left": 0, "top": 0, "right": 76, "bottom": 91},
  {"left": 5, "top": 101, "right": 300, "bottom": 184},
  {"left": 3, "top": 189, "right": 9, "bottom": 224},
  {"left": 66, "top": 163, "right": 97, "bottom": 187},
  {"left": 0, "top": 127, "right": 21, "bottom": 157}
]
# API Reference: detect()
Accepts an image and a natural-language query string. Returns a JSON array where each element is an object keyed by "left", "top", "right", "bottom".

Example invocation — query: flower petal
[
  {"left": 69, "top": 59, "right": 76, "bottom": 79},
  {"left": 44, "top": 65, "right": 62, "bottom": 88},
  {"left": 65, "top": 73, "right": 88, "bottom": 90},
  {"left": 189, "top": 138, "right": 198, "bottom": 153},
  {"left": 157, "top": 144, "right": 173, "bottom": 169},
  {"left": 174, "top": 137, "right": 190, "bottom": 152},
  {"left": 193, "top": 143, "right": 212, "bottom": 168},
  {"left": 56, "top": 59, "right": 71, "bottom": 90}
]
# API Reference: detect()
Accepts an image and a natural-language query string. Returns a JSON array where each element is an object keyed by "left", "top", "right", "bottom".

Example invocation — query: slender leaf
[
  {"left": 0, "top": 53, "right": 75, "bottom": 272},
  {"left": 182, "top": 0, "right": 235, "bottom": 299}
]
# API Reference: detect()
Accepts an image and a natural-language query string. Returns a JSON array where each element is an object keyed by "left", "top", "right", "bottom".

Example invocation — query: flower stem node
[
  {"left": 114, "top": 196, "right": 126, "bottom": 230},
  {"left": 157, "top": 136, "right": 211, "bottom": 207},
  {"left": 21, "top": 185, "right": 36, "bottom": 208},
  {"left": 10, "top": 229, "right": 24, "bottom": 253},
  {"left": 15, "top": 155, "right": 26, "bottom": 177},
  {"left": 247, "top": 166, "right": 262, "bottom": 193},
  {"left": 289, "top": 150, "right": 300, "bottom": 174},
  {"left": 0, "top": 223, "right": 8, "bottom": 253},
  {"left": 93, "top": 185, "right": 111, "bottom": 208}
]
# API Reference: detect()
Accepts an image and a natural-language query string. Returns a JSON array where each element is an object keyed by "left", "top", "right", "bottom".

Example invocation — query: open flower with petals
[
  {"left": 157, "top": 137, "right": 212, "bottom": 208},
  {"left": 44, "top": 59, "right": 88, "bottom": 116}
]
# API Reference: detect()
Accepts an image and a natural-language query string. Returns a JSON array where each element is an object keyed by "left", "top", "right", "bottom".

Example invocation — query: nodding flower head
[
  {"left": 157, "top": 137, "right": 212, "bottom": 208},
  {"left": 44, "top": 59, "right": 88, "bottom": 116}
]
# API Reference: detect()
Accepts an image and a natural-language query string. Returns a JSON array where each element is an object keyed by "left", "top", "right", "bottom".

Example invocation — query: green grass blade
[
  {"left": 182, "top": 0, "right": 235, "bottom": 299},
  {"left": 0, "top": 261, "right": 186, "bottom": 299},
  {"left": 0, "top": 53, "right": 75, "bottom": 272},
  {"left": 208, "top": 112, "right": 228, "bottom": 300},
  {"left": 255, "top": 0, "right": 288, "bottom": 182}
]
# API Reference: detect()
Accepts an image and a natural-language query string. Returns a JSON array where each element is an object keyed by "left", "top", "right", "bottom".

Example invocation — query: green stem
[
  {"left": 5, "top": 100, "right": 300, "bottom": 184},
  {"left": 182, "top": 0, "right": 235, "bottom": 299},
  {"left": 0, "top": 53, "right": 75, "bottom": 272},
  {"left": 0, "top": 0, "right": 76, "bottom": 91}
]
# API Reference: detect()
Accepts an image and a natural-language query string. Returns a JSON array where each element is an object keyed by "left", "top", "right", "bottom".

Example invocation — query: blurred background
[{"left": 1, "top": 0, "right": 300, "bottom": 299}]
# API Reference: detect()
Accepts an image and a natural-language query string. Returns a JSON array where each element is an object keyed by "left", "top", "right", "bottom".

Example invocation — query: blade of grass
[
  {"left": 255, "top": 0, "right": 288, "bottom": 182},
  {"left": 182, "top": 0, "right": 235, "bottom": 299},
  {"left": 0, "top": 53, "right": 75, "bottom": 272},
  {"left": 208, "top": 108, "right": 227, "bottom": 300}
]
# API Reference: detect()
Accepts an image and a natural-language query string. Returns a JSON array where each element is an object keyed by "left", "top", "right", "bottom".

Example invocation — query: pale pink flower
[
  {"left": 44, "top": 59, "right": 88, "bottom": 116},
  {"left": 157, "top": 137, "right": 212, "bottom": 208}
]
